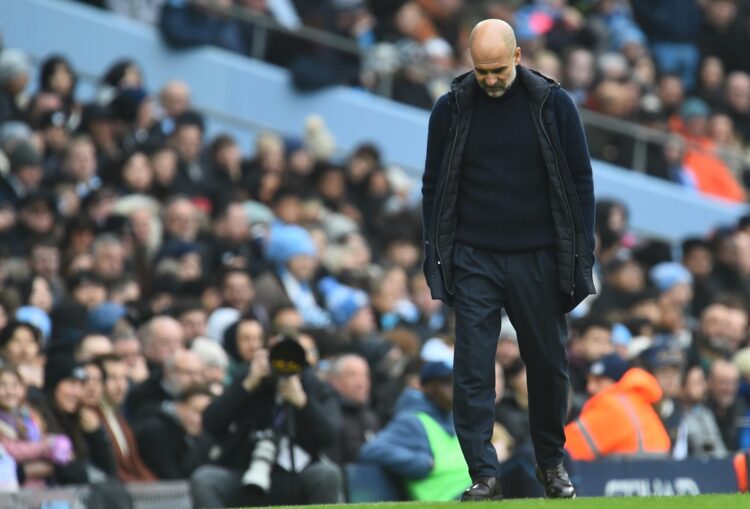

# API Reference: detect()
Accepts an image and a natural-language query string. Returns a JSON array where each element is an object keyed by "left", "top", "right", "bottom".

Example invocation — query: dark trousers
[
  {"left": 452, "top": 242, "right": 569, "bottom": 478},
  {"left": 190, "top": 459, "right": 344, "bottom": 508}
]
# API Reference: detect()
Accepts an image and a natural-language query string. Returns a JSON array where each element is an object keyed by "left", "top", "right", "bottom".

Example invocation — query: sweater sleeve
[
  {"left": 294, "top": 375, "right": 341, "bottom": 454},
  {"left": 85, "top": 427, "right": 117, "bottom": 476},
  {"left": 556, "top": 89, "right": 595, "bottom": 254},
  {"left": 357, "top": 413, "right": 433, "bottom": 479},
  {"left": 421, "top": 93, "right": 452, "bottom": 243},
  {"left": 134, "top": 421, "right": 183, "bottom": 480},
  {"left": 0, "top": 438, "right": 49, "bottom": 462},
  {"left": 202, "top": 377, "right": 262, "bottom": 438}
]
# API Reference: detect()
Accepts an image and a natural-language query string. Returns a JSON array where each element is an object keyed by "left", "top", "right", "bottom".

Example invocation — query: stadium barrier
[
  {"left": 347, "top": 456, "right": 747, "bottom": 502},
  {"left": 0, "top": 481, "right": 191, "bottom": 509},
  {"left": 0, "top": 455, "right": 744, "bottom": 507}
]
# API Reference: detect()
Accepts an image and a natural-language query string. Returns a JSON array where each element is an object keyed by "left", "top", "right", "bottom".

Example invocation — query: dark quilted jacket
[{"left": 421, "top": 66, "right": 596, "bottom": 312}]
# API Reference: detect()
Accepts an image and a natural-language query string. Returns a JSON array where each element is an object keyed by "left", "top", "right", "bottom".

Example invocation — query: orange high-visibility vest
[
  {"left": 565, "top": 368, "right": 671, "bottom": 460},
  {"left": 734, "top": 451, "right": 749, "bottom": 493}
]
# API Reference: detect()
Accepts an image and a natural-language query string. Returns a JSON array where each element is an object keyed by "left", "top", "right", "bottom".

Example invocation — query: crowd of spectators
[
  {"left": 77, "top": 0, "right": 750, "bottom": 203},
  {"left": 1, "top": 0, "right": 750, "bottom": 505}
]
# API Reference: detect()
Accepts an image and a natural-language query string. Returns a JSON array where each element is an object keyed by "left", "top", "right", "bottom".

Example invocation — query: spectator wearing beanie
[
  {"left": 33, "top": 354, "right": 117, "bottom": 485},
  {"left": 0, "top": 140, "right": 43, "bottom": 207},
  {"left": 255, "top": 224, "right": 330, "bottom": 327},
  {"left": 358, "top": 361, "right": 471, "bottom": 501}
]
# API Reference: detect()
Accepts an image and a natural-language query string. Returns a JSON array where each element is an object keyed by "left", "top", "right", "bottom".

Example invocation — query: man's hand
[
  {"left": 243, "top": 348, "right": 271, "bottom": 392},
  {"left": 130, "top": 356, "right": 150, "bottom": 384},
  {"left": 277, "top": 375, "right": 308, "bottom": 409},
  {"left": 79, "top": 407, "right": 100, "bottom": 433}
]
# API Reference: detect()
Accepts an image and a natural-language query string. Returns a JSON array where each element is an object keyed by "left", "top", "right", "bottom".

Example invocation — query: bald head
[
  {"left": 470, "top": 19, "right": 516, "bottom": 61},
  {"left": 469, "top": 19, "right": 521, "bottom": 98}
]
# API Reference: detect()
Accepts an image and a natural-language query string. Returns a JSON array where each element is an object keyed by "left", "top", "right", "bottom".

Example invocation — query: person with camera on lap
[{"left": 189, "top": 334, "right": 344, "bottom": 509}]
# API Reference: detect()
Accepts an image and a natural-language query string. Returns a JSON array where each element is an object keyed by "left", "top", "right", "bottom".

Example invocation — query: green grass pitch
[{"left": 238, "top": 495, "right": 750, "bottom": 509}]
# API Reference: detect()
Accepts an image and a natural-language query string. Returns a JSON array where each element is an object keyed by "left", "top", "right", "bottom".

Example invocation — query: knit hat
[
  {"left": 156, "top": 240, "right": 200, "bottom": 262},
  {"left": 650, "top": 262, "right": 693, "bottom": 292},
  {"left": 318, "top": 276, "right": 369, "bottom": 326},
  {"left": 639, "top": 343, "right": 686, "bottom": 371},
  {"left": 15, "top": 306, "right": 51, "bottom": 344},
  {"left": 331, "top": 0, "right": 367, "bottom": 11},
  {"left": 420, "top": 337, "right": 454, "bottom": 367},
  {"left": 44, "top": 354, "right": 87, "bottom": 394},
  {"left": 680, "top": 97, "right": 710, "bottom": 120},
  {"left": 49, "top": 301, "right": 89, "bottom": 346},
  {"left": 0, "top": 121, "right": 32, "bottom": 147},
  {"left": 110, "top": 88, "right": 148, "bottom": 123},
  {"left": 589, "top": 353, "right": 629, "bottom": 382},
  {"left": 8, "top": 141, "right": 42, "bottom": 171},
  {"left": 87, "top": 301, "right": 127, "bottom": 334},
  {"left": 420, "top": 360, "right": 453, "bottom": 384},
  {"left": 0, "top": 49, "right": 31, "bottom": 86},
  {"left": 265, "top": 224, "right": 317, "bottom": 266}
]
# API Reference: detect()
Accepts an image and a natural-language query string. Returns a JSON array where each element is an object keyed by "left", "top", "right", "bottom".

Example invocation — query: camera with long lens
[
  {"left": 268, "top": 336, "right": 308, "bottom": 379},
  {"left": 242, "top": 337, "right": 309, "bottom": 493},
  {"left": 242, "top": 429, "right": 278, "bottom": 493}
]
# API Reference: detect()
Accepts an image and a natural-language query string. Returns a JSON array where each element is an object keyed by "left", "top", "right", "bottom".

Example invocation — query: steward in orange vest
[{"left": 565, "top": 364, "right": 671, "bottom": 460}]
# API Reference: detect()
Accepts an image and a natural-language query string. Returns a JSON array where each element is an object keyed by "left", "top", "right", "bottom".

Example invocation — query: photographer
[{"left": 190, "top": 335, "right": 344, "bottom": 508}]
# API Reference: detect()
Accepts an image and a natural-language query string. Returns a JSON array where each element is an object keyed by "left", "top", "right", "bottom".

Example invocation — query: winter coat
[{"left": 421, "top": 66, "right": 595, "bottom": 311}]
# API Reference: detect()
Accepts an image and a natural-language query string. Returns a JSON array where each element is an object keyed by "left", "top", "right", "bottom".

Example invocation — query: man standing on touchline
[{"left": 421, "top": 19, "right": 596, "bottom": 500}]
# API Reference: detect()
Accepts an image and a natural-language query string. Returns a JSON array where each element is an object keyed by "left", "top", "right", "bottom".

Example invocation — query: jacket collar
[{"left": 450, "top": 65, "right": 557, "bottom": 107}]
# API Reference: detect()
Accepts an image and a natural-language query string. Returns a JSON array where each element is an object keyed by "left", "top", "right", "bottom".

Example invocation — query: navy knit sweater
[{"left": 455, "top": 75, "right": 555, "bottom": 252}]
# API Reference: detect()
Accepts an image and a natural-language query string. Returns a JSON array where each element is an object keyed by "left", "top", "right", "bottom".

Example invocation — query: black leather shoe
[
  {"left": 535, "top": 464, "right": 576, "bottom": 499},
  {"left": 461, "top": 476, "right": 503, "bottom": 501}
]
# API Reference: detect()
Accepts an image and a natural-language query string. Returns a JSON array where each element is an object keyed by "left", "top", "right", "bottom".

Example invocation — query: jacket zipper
[
  {"left": 434, "top": 93, "right": 461, "bottom": 295},
  {"left": 539, "top": 87, "right": 576, "bottom": 296}
]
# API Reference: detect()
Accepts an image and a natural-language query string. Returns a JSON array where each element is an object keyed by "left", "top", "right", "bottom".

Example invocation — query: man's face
[
  {"left": 166, "top": 352, "right": 204, "bottom": 393},
  {"left": 472, "top": 46, "right": 521, "bottom": 98},
  {"left": 146, "top": 320, "right": 185, "bottom": 366},
  {"left": 114, "top": 337, "right": 142, "bottom": 368},
  {"left": 586, "top": 374, "right": 614, "bottom": 396},
  {"left": 72, "top": 282, "right": 107, "bottom": 310},
  {"left": 180, "top": 309, "right": 207, "bottom": 342},
  {"left": 31, "top": 245, "right": 60, "bottom": 278},
  {"left": 654, "top": 365, "right": 683, "bottom": 399},
  {"left": 683, "top": 247, "right": 712, "bottom": 278},
  {"left": 19, "top": 201, "right": 54, "bottom": 234},
  {"left": 331, "top": 357, "right": 370, "bottom": 405},
  {"left": 236, "top": 319, "right": 264, "bottom": 363},
  {"left": 178, "top": 394, "right": 211, "bottom": 436},
  {"left": 708, "top": 362, "right": 740, "bottom": 408},
  {"left": 172, "top": 126, "right": 202, "bottom": 163},
  {"left": 579, "top": 326, "right": 613, "bottom": 362},
  {"left": 103, "top": 360, "right": 129, "bottom": 406},
  {"left": 94, "top": 242, "right": 125, "bottom": 280},
  {"left": 166, "top": 200, "right": 198, "bottom": 240},
  {"left": 222, "top": 273, "right": 254, "bottom": 310},
  {"left": 423, "top": 377, "right": 454, "bottom": 412}
]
